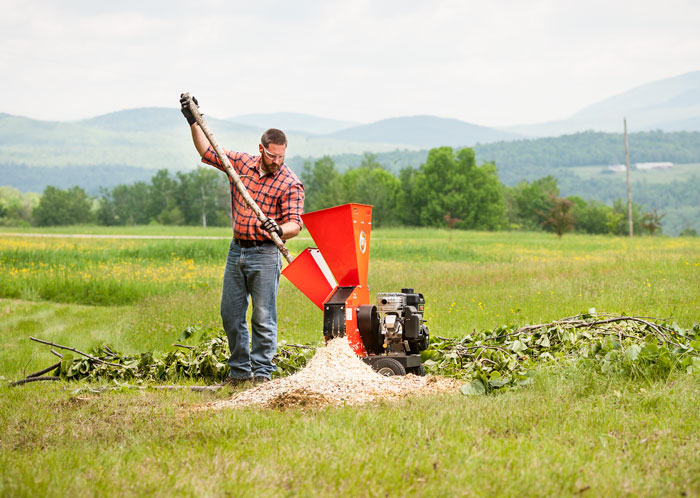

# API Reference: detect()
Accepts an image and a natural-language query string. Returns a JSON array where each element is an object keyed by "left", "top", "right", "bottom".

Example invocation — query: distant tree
[
  {"left": 568, "top": 197, "right": 611, "bottom": 234},
  {"left": 679, "top": 227, "right": 698, "bottom": 237},
  {"left": 610, "top": 198, "right": 645, "bottom": 235},
  {"left": 412, "top": 147, "right": 506, "bottom": 230},
  {"left": 148, "top": 170, "right": 180, "bottom": 224},
  {"left": 301, "top": 156, "right": 343, "bottom": 212},
  {"left": 33, "top": 186, "right": 94, "bottom": 226},
  {"left": 0, "top": 187, "right": 38, "bottom": 226},
  {"left": 396, "top": 166, "right": 419, "bottom": 226},
  {"left": 443, "top": 212, "right": 462, "bottom": 241},
  {"left": 466, "top": 159, "right": 507, "bottom": 230},
  {"left": 359, "top": 152, "right": 384, "bottom": 170},
  {"left": 176, "top": 167, "right": 229, "bottom": 227},
  {"left": 641, "top": 209, "right": 664, "bottom": 236},
  {"left": 506, "top": 176, "right": 559, "bottom": 231},
  {"left": 605, "top": 210, "right": 624, "bottom": 235},
  {"left": 538, "top": 194, "right": 575, "bottom": 237},
  {"left": 97, "top": 182, "right": 150, "bottom": 225},
  {"left": 339, "top": 165, "right": 401, "bottom": 227}
]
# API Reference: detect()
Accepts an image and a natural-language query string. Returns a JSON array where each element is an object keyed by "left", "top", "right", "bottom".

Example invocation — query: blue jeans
[{"left": 220, "top": 240, "right": 282, "bottom": 380}]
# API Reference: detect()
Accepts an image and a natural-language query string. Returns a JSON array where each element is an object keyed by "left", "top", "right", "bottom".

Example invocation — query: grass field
[{"left": 1, "top": 227, "right": 699, "bottom": 496}]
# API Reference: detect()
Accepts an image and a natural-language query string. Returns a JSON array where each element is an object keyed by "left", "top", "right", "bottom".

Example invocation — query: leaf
[
  {"left": 60, "top": 353, "right": 75, "bottom": 376},
  {"left": 460, "top": 378, "right": 486, "bottom": 396},
  {"left": 625, "top": 344, "right": 641, "bottom": 361},
  {"left": 516, "top": 377, "right": 534, "bottom": 387},
  {"left": 510, "top": 340, "right": 526, "bottom": 353},
  {"left": 488, "top": 378, "right": 510, "bottom": 388},
  {"left": 179, "top": 326, "right": 196, "bottom": 341}
]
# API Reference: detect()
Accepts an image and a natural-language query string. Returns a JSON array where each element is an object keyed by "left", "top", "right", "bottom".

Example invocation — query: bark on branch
[
  {"left": 29, "top": 337, "right": 129, "bottom": 369},
  {"left": 10, "top": 376, "right": 60, "bottom": 387}
]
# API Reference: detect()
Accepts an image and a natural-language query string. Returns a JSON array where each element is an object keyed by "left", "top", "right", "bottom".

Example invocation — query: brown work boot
[{"left": 253, "top": 376, "right": 270, "bottom": 385}]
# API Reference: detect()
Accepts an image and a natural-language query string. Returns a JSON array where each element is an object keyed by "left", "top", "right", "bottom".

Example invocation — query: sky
[{"left": 1, "top": 0, "right": 699, "bottom": 127}]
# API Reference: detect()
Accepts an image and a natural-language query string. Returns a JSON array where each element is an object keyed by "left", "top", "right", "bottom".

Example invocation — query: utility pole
[{"left": 624, "top": 118, "right": 633, "bottom": 237}]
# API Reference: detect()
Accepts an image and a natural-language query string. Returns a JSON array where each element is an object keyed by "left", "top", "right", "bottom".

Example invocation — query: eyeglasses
[{"left": 261, "top": 144, "right": 286, "bottom": 162}]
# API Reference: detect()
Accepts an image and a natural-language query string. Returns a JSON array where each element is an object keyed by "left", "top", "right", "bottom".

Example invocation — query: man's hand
[
  {"left": 180, "top": 94, "right": 199, "bottom": 126},
  {"left": 260, "top": 218, "right": 283, "bottom": 238}
]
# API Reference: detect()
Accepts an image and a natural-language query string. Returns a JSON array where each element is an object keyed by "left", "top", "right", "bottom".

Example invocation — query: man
[{"left": 180, "top": 94, "right": 304, "bottom": 386}]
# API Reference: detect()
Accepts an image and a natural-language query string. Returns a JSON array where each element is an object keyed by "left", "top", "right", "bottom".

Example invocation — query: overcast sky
[{"left": 1, "top": 0, "right": 699, "bottom": 127}]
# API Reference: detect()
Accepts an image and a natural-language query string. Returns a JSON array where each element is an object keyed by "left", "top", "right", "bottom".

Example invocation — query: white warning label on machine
[{"left": 346, "top": 307, "right": 352, "bottom": 321}]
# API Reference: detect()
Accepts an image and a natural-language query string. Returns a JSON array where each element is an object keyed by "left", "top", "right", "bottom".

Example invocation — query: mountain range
[
  {"left": 0, "top": 70, "right": 699, "bottom": 174},
  {"left": 508, "top": 71, "right": 700, "bottom": 136}
]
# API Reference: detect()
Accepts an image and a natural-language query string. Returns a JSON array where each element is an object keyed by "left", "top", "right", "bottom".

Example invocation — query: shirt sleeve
[
  {"left": 201, "top": 146, "right": 247, "bottom": 175},
  {"left": 279, "top": 182, "right": 305, "bottom": 229}
]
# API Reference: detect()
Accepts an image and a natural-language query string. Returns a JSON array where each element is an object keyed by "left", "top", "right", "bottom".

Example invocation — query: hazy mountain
[
  {"left": 507, "top": 70, "right": 700, "bottom": 136},
  {"left": 79, "top": 107, "right": 184, "bottom": 132},
  {"left": 328, "top": 115, "right": 521, "bottom": 148},
  {"left": 0, "top": 110, "right": 411, "bottom": 170},
  {"left": 2, "top": 70, "right": 699, "bottom": 174},
  {"left": 228, "top": 112, "right": 358, "bottom": 135}
]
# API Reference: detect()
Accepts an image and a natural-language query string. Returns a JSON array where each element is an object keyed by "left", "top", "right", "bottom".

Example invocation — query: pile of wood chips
[{"left": 207, "top": 337, "right": 461, "bottom": 410}]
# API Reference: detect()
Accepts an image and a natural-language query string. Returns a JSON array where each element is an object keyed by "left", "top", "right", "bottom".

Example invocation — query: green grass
[
  {"left": 1, "top": 227, "right": 700, "bottom": 496},
  {"left": 2, "top": 369, "right": 698, "bottom": 496}
]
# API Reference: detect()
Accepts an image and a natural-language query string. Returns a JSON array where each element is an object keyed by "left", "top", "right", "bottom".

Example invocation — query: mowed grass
[{"left": 1, "top": 227, "right": 700, "bottom": 497}]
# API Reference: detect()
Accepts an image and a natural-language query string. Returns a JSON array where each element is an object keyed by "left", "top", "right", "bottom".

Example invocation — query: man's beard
[{"left": 261, "top": 156, "right": 281, "bottom": 174}]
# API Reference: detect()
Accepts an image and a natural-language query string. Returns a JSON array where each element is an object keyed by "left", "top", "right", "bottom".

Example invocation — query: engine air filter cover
[{"left": 377, "top": 293, "right": 404, "bottom": 313}]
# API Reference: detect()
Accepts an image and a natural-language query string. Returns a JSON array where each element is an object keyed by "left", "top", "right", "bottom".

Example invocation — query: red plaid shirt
[{"left": 202, "top": 146, "right": 304, "bottom": 241}]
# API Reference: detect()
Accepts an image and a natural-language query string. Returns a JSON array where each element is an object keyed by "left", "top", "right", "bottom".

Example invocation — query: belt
[{"left": 234, "top": 238, "right": 272, "bottom": 248}]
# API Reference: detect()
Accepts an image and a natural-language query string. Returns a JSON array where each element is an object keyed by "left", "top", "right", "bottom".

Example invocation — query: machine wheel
[
  {"left": 406, "top": 364, "right": 426, "bottom": 376},
  {"left": 373, "top": 357, "right": 406, "bottom": 376}
]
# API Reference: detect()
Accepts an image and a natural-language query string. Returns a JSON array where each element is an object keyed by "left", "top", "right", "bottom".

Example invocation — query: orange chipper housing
[{"left": 282, "top": 203, "right": 372, "bottom": 356}]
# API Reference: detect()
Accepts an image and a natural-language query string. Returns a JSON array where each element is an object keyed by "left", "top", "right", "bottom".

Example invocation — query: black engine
[{"left": 357, "top": 288, "right": 430, "bottom": 357}]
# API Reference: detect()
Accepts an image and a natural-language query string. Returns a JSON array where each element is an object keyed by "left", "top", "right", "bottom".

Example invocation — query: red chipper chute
[{"left": 282, "top": 203, "right": 429, "bottom": 376}]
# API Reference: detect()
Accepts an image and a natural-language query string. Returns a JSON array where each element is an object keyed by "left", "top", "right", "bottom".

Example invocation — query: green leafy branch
[
  {"left": 8, "top": 314, "right": 700, "bottom": 396},
  {"left": 421, "top": 311, "right": 700, "bottom": 395},
  {"left": 10, "top": 325, "right": 317, "bottom": 386}
]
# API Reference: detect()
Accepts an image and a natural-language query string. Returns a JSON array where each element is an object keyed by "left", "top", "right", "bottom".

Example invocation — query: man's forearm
[
  {"left": 190, "top": 123, "right": 210, "bottom": 157},
  {"left": 280, "top": 222, "right": 301, "bottom": 240}
]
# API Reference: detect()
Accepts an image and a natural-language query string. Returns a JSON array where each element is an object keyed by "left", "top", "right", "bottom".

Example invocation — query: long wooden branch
[
  {"left": 182, "top": 92, "right": 293, "bottom": 264},
  {"left": 10, "top": 376, "right": 60, "bottom": 387},
  {"left": 27, "top": 362, "right": 61, "bottom": 379},
  {"left": 29, "top": 337, "right": 129, "bottom": 369}
]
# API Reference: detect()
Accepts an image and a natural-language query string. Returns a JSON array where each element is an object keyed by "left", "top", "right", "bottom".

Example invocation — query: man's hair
[{"left": 261, "top": 128, "right": 287, "bottom": 148}]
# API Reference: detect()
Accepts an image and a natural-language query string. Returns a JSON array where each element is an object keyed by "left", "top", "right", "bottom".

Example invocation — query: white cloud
[{"left": 0, "top": 0, "right": 699, "bottom": 126}]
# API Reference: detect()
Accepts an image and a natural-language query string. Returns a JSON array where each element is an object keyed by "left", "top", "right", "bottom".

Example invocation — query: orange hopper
[{"left": 282, "top": 203, "right": 372, "bottom": 356}]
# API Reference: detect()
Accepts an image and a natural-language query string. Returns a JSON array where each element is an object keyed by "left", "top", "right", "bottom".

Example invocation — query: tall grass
[{"left": 0, "top": 237, "right": 227, "bottom": 305}]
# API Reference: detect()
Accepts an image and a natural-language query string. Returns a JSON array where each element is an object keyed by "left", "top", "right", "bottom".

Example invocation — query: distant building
[{"left": 636, "top": 162, "right": 673, "bottom": 170}]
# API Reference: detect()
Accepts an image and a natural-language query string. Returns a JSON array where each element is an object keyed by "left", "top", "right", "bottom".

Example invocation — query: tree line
[
  {"left": 1, "top": 146, "right": 695, "bottom": 237},
  {"left": 0, "top": 168, "right": 232, "bottom": 228}
]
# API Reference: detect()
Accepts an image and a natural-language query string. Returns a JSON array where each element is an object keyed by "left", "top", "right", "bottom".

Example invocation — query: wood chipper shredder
[{"left": 282, "top": 203, "right": 429, "bottom": 376}]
